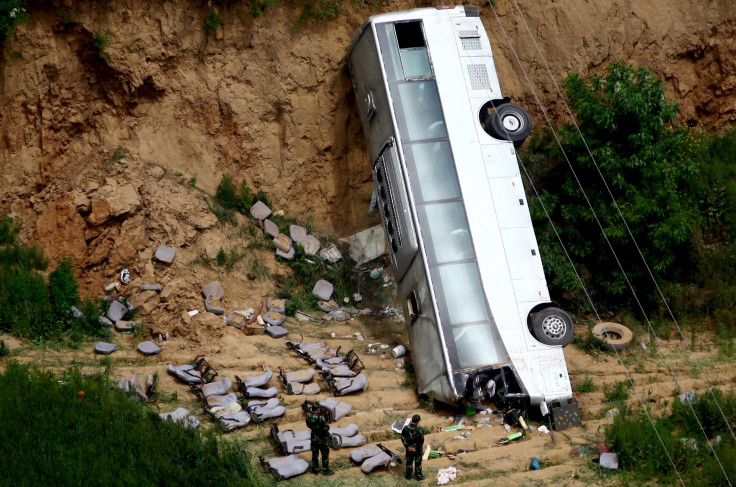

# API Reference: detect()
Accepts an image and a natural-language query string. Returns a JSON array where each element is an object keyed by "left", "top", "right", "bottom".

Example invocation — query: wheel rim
[
  {"left": 541, "top": 315, "right": 566, "bottom": 339},
  {"left": 502, "top": 114, "right": 521, "bottom": 132}
]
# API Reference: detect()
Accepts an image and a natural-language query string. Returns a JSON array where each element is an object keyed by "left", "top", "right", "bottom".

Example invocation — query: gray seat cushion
[
  {"left": 94, "top": 342, "right": 117, "bottom": 355},
  {"left": 160, "top": 407, "right": 200, "bottom": 429},
  {"left": 250, "top": 405, "right": 286, "bottom": 423},
  {"left": 265, "top": 325, "right": 288, "bottom": 338},
  {"left": 350, "top": 445, "right": 383, "bottom": 463},
  {"left": 335, "top": 373, "right": 367, "bottom": 395},
  {"left": 265, "top": 455, "right": 309, "bottom": 479},
  {"left": 244, "top": 386, "right": 278, "bottom": 398},
  {"left": 167, "top": 364, "right": 203, "bottom": 384},
  {"left": 137, "top": 341, "right": 161, "bottom": 356},
  {"left": 206, "top": 392, "right": 238, "bottom": 408},
  {"left": 360, "top": 451, "right": 393, "bottom": 473},
  {"left": 244, "top": 370, "right": 273, "bottom": 388},
  {"left": 201, "top": 377, "right": 232, "bottom": 397},
  {"left": 219, "top": 411, "right": 251, "bottom": 431}
]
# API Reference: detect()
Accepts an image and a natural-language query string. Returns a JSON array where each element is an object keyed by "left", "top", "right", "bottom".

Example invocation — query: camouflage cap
[{"left": 412, "top": 414, "right": 421, "bottom": 423}]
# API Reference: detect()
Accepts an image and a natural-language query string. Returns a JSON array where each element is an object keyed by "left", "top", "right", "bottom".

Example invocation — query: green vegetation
[
  {"left": 0, "top": 340, "right": 9, "bottom": 357},
  {"left": 0, "top": 362, "right": 254, "bottom": 486},
  {"left": 524, "top": 61, "right": 736, "bottom": 328},
  {"left": 572, "top": 332, "right": 609, "bottom": 356},
  {"left": 0, "top": 214, "right": 108, "bottom": 344},
  {"left": 92, "top": 30, "right": 112, "bottom": 60},
  {"left": 0, "top": 0, "right": 29, "bottom": 46},
  {"left": 605, "top": 390, "right": 736, "bottom": 485},
  {"left": 215, "top": 173, "right": 271, "bottom": 217},
  {"left": 603, "top": 380, "right": 631, "bottom": 405},
  {"left": 573, "top": 376, "right": 597, "bottom": 393},
  {"left": 204, "top": 6, "right": 221, "bottom": 36},
  {"left": 106, "top": 146, "right": 130, "bottom": 164}
]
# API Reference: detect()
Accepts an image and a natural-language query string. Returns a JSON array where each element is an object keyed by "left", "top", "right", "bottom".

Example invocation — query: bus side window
[
  {"left": 394, "top": 22, "right": 432, "bottom": 79},
  {"left": 407, "top": 289, "right": 421, "bottom": 324}
]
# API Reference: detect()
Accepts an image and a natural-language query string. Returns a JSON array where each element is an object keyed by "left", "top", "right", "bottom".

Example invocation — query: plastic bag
[{"left": 437, "top": 466, "right": 457, "bottom": 485}]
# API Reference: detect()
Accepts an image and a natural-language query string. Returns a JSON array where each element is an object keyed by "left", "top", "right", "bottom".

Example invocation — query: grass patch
[
  {"left": 606, "top": 390, "right": 736, "bottom": 485},
  {"left": 573, "top": 376, "right": 597, "bottom": 393},
  {"left": 572, "top": 333, "right": 609, "bottom": 357},
  {"left": 0, "top": 362, "right": 254, "bottom": 485},
  {"left": 106, "top": 146, "right": 129, "bottom": 164},
  {"left": 603, "top": 380, "right": 631, "bottom": 405}
]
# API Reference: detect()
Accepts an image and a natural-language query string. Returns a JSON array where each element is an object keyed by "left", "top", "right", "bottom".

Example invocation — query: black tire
[
  {"left": 485, "top": 103, "right": 532, "bottom": 143},
  {"left": 531, "top": 307, "right": 575, "bottom": 347},
  {"left": 591, "top": 322, "right": 634, "bottom": 351}
]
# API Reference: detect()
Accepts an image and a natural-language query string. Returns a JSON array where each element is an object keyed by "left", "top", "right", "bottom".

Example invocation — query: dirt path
[{"left": 3, "top": 309, "right": 734, "bottom": 486}]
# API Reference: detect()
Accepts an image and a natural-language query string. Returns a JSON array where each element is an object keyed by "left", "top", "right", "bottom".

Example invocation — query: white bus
[{"left": 348, "top": 6, "right": 578, "bottom": 422}]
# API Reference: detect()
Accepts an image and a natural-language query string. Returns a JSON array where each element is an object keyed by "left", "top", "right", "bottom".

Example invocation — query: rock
[
  {"left": 250, "top": 201, "right": 272, "bottom": 220},
  {"left": 137, "top": 341, "right": 161, "bottom": 355},
  {"left": 94, "top": 342, "right": 117, "bottom": 355},
  {"left": 87, "top": 199, "right": 112, "bottom": 226},
  {"left": 107, "top": 300, "right": 128, "bottom": 322},
  {"left": 273, "top": 234, "right": 292, "bottom": 252},
  {"left": 155, "top": 246, "right": 176, "bottom": 264},
  {"left": 160, "top": 279, "right": 179, "bottom": 302},
  {"left": 300, "top": 235, "right": 321, "bottom": 255},
  {"left": 202, "top": 281, "right": 225, "bottom": 300},
  {"left": 71, "top": 306, "right": 84, "bottom": 318},
  {"left": 312, "top": 280, "right": 334, "bottom": 301},
  {"left": 32, "top": 193, "right": 87, "bottom": 265},
  {"left": 263, "top": 219, "right": 280, "bottom": 238},
  {"left": 275, "top": 247, "right": 295, "bottom": 260},
  {"left": 114, "top": 320, "right": 135, "bottom": 332},
  {"left": 267, "top": 298, "right": 286, "bottom": 314},
  {"left": 141, "top": 283, "right": 162, "bottom": 292},
  {"left": 289, "top": 224, "right": 308, "bottom": 243}
]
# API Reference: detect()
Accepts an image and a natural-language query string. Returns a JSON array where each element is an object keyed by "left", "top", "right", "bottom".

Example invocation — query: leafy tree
[
  {"left": 49, "top": 257, "right": 80, "bottom": 311},
  {"left": 528, "top": 61, "right": 699, "bottom": 310}
]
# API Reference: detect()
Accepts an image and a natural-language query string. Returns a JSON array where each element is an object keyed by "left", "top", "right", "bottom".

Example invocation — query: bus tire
[
  {"left": 531, "top": 307, "right": 574, "bottom": 347},
  {"left": 486, "top": 103, "right": 532, "bottom": 143},
  {"left": 591, "top": 322, "right": 634, "bottom": 351}
]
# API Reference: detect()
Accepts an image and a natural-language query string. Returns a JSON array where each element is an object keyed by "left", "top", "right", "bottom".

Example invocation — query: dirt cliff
[{"left": 2, "top": 1, "right": 734, "bottom": 288}]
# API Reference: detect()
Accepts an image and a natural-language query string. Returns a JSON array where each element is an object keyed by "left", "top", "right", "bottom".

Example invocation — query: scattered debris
[
  {"left": 339, "top": 225, "right": 387, "bottom": 266},
  {"left": 498, "top": 432, "right": 523, "bottom": 445},
  {"left": 391, "top": 345, "right": 406, "bottom": 358},
  {"left": 154, "top": 245, "right": 176, "bottom": 264},
  {"left": 320, "top": 245, "right": 342, "bottom": 263},
  {"left": 599, "top": 452, "right": 619, "bottom": 470},
  {"left": 140, "top": 283, "right": 162, "bottom": 292},
  {"left": 437, "top": 466, "right": 458, "bottom": 485},
  {"left": 119, "top": 269, "right": 131, "bottom": 284},
  {"left": 160, "top": 407, "right": 201, "bottom": 429},
  {"left": 188, "top": 309, "right": 200, "bottom": 317},
  {"left": 530, "top": 457, "right": 541, "bottom": 470}
]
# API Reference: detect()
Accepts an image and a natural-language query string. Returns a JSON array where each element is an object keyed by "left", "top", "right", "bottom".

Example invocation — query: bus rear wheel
[
  {"left": 531, "top": 307, "right": 574, "bottom": 347},
  {"left": 485, "top": 103, "right": 532, "bottom": 144}
]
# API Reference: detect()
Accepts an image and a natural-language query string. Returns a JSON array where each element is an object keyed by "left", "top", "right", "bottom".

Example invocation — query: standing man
[
  {"left": 401, "top": 414, "right": 426, "bottom": 480},
  {"left": 306, "top": 404, "right": 334, "bottom": 475}
]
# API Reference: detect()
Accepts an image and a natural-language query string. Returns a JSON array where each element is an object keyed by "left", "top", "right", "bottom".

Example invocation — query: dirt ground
[{"left": 2, "top": 281, "right": 734, "bottom": 486}]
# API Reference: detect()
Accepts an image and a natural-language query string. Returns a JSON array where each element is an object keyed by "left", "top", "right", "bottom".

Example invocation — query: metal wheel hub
[
  {"left": 542, "top": 315, "right": 566, "bottom": 339},
  {"left": 502, "top": 115, "right": 521, "bottom": 132}
]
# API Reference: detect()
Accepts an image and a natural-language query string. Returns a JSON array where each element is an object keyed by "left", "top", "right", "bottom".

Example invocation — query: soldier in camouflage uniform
[
  {"left": 306, "top": 405, "right": 334, "bottom": 475},
  {"left": 401, "top": 414, "right": 426, "bottom": 480}
]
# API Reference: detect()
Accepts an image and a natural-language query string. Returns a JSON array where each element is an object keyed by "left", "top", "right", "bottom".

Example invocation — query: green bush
[
  {"left": 0, "top": 362, "right": 254, "bottom": 485},
  {"left": 525, "top": 62, "right": 736, "bottom": 317},
  {"left": 603, "top": 380, "right": 630, "bottom": 404},
  {"left": 0, "top": 215, "right": 107, "bottom": 344},
  {"left": 92, "top": 30, "right": 111, "bottom": 60},
  {"left": 214, "top": 173, "right": 271, "bottom": 217},
  {"left": 0, "top": 0, "right": 29, "bottom": 46},
  {"left": 606, "top": 394, "right": 736, "bottom": 485},
  {"left": 204, "top": 6, "right": 221, "bottom": 37}
]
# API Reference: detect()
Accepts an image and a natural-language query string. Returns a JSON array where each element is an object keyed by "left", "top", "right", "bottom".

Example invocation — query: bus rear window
[{"left": 394, "top": 22, "right": 432, "bottom": 78}]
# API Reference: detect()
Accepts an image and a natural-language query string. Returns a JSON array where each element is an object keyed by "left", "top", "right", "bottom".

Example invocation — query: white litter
[
  {"left": 538, "top": 425, "right": 549, "bottom": 434},
  {"left": 188, "top": 310, "right": 199, "bottom": 317},
  {"left": 437, "top": 466, "right": 457, "bottom": 485}
]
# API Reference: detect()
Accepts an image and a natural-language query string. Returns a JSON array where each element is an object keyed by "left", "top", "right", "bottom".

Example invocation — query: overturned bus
[{"left": 348, "top": 6, "right": 578, "bottom": 421}]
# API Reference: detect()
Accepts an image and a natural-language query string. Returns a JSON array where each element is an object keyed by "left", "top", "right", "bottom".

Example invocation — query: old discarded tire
[
  {"left": 485, "top": 103, "right": 532, "bottom": 143},
  {"left": 592, "top": 322, "right": 633, "bottom": 351},
  {"left": 531, "top": 307, "right": 574, "bottom": 347}
]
